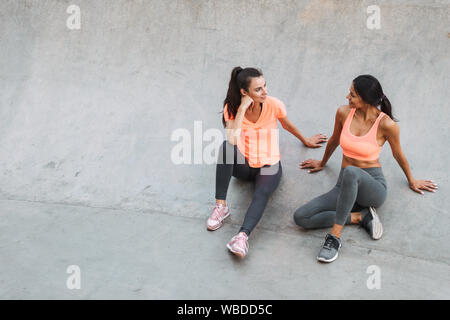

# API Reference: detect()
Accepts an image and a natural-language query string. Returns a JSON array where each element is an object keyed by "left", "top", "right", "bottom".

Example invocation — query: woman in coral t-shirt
[{"left": 206, "top": 66, "right": 327, "bottom": 258}]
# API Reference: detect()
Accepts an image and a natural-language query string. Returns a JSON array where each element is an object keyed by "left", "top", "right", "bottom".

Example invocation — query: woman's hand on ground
[
  {"left": 409, "top": 179, "right": 438, "bottom": 195},
  {"left": 304, "top": 134, "right": 328, "bottom": 148},
  {"left": 300, "top": 159, "right": 324, "bottom": 173}
]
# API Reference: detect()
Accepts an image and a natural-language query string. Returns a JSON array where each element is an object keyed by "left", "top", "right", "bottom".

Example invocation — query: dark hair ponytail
[
  {"left": 353, "top": 74, "right": 397, "bottom": 121},
  {"left": 222, "top": 67, "right": 263, "bottom": 127},
  {"left": 379, "top": 95, "right": 394, "bottom": 121}
]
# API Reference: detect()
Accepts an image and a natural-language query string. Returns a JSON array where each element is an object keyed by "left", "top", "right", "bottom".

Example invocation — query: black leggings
[{"left": 215, "top": 141, "right": 282, "bottom": 236}]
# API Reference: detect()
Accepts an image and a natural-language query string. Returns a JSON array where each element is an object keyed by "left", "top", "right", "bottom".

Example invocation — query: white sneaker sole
[
  {"left": 206, "top": 211, "right": 230, "bottom": 231},
  {"left": 226, "top": 243, "right": 246, "bottom": 258},
  {"left": 317, "top": 252, "right": 339, "bottom": 263},
  {"left": 369, "top": 207, "right": 383, "bottom": 240},
  {"left": 317, "top": 242, "right": 341, "bottom": 263}
]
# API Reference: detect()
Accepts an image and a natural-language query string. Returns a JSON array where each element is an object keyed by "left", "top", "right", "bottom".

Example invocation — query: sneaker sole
[
  {"left": 226, "top": 244, "right": 246, "bottom": 258},
  {"left": 317, "top": 241, "right": 341, "bottom": 263},
  {"left": 317, "top": 252, "right": 339, "bottom": 263},
  {"left": 369, "top": 207, "right": 383, "bottom": 240},
  {"left": 206, "top": 211, "right": 230, "bottom": 231}
]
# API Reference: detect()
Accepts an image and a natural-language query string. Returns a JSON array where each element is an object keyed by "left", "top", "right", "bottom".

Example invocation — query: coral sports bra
[{"left": 340, "top": 108, "right": 386, "bottom": 161}]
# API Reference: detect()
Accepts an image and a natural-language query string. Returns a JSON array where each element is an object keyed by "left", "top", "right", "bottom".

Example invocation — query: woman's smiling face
[
  {"left": 346, "top": 83, "right": 365, "bottom": 108},
  {"left": 241, "top": 76, "right": 267, "bottom": 104}
]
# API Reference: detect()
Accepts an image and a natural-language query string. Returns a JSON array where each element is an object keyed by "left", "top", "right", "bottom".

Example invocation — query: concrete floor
[{"left": 0, "top": 0, "right": 449, "bottom": 299}]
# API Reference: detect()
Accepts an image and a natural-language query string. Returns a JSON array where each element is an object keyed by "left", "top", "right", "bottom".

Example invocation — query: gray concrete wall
[{"left": 0, "top": 0, "right": 449, "bottom": 299}]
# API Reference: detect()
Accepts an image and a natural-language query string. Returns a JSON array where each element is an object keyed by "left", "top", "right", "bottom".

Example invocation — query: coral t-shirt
[{"left": 223, "top": 96, "right": 287, "bottom": 168}]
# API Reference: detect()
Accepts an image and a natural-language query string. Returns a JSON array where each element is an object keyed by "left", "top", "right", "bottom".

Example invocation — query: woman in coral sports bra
[
  {"left": 294, "top": 75, "right": 438, "bottom": 263},
  {"left": 207, "top": 66, "right": 327, "bottom": 259}
]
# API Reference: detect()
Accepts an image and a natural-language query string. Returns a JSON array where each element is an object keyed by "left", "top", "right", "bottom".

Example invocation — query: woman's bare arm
[
  {"left": 278, "top": 116, "right": 327, "bottom": 147},
  {"left": 300, "top": 106, "right": 346, "bottom": 172},
  {"left": 384, "top": 118, "right": 437, "bottom": 194}
]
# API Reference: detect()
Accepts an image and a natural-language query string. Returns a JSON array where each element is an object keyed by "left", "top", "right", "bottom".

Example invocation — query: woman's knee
[
  {"left": 293, "top": 205, "right": 312, "bottom": 228},
  {"left": 253, "top": 185, "right": 274, "bottom": 201},
  {"left": 361, "top": 190, "right": 387, "bottom": 208},
  {"left": 342, "top": 166, "right": 360, "bottom": 182},
  {"left": 218, "top": 140, "right": 236, "bottom": 164},
  {"left": 255, "top": 171, "right": 282, "bottom": 197},
  {"left": 343, "top": 165, "right": 360, "bottom": 175}
]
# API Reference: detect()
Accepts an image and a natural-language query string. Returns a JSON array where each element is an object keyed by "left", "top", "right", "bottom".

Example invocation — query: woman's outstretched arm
[
  {"left": 300, "top": 106, "right": 345, "bottom": 173},
  {"left": 384, "top": 118, "right": 438, "bottom": 194},
  {"left": 278, "top": 116, "right": 327, "bottom": 148}
]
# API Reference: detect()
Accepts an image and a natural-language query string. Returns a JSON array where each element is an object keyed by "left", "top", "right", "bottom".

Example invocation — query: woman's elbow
[
  {"left": 392, "top": 151, "right": 403, "bottom": 162},
  {"left": 226, "top": 128, "right": 241, "bottom": 145},
  {"left": 280, "top": 122, "right": 290, "bottom": 130},
  {"left": 226, "top": 134, "right": 238, "bottom": 145},
  {"left": 327, "top": 135, "right": 339, "bottom": 146}
]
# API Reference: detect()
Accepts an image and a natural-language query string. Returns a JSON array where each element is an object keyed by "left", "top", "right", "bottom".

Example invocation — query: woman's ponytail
[
  {"left": 379, "top": 95, "right": 395, "bottom": 121},
  {"left": 353, "top": 75, "right": 397, "bottom": 122},
  {"left": 221, "top": 67, "right": 263, "bottom": 127},
  {"left": 222, "top": 67, "right": 243, "bottom": 127}
]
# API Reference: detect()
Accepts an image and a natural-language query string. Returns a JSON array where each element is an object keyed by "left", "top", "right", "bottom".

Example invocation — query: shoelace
[
  {"left": 323, "top": 236, "right": 337, "bottom": 250},
  {"left": 211, "top": 204, "right": 225, "bottom": 220},
  {"left": 233, "top": 234, "right": 248, "bottom": 250}
]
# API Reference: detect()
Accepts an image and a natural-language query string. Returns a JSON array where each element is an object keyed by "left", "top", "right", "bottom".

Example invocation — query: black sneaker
[
  {"left": 361, "top": 207, "right": 383, "bottom": 240},
  {"left": 317, "top": 233, "right": 342, "bottom": 263}
]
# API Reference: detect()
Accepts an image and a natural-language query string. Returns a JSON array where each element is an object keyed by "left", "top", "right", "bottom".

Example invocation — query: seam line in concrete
[{"left": 1, "top": 197, "right": 449, "bottom": 268}]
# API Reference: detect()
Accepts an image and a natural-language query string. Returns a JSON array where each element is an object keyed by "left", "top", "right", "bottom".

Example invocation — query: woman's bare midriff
[{"left": 341, "top": 155, "right": 381, "bottom": 169}]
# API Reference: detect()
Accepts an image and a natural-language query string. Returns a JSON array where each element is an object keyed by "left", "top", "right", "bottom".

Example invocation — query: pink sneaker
[
  {"left": 226, "top": 232, "right": 249, "bottom": 258},
  {"left": 206, "top": 203, "right": 230, "bottom": 231}
]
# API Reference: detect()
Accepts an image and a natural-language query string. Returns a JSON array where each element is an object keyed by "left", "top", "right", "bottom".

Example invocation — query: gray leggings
[{"left": 294, "top": 166, "right": 387, "bottom": 228}]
